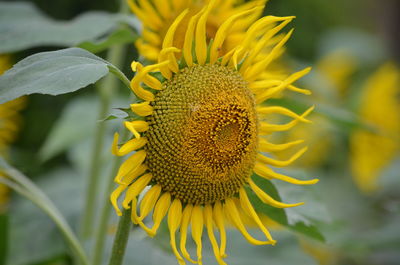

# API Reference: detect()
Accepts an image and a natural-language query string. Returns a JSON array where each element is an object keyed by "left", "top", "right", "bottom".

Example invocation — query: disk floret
[{"left": 145, "top": 64, "right": 258, "bottom": 204}]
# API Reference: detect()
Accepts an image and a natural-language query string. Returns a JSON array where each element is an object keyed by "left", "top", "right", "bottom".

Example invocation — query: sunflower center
[{"left": 145, "top": 64, "right": 258, "bottom": 204}]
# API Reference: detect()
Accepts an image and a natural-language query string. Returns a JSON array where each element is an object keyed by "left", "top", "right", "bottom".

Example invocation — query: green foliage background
[{"left": 0, "top": 0, "right": 399, "bottom": 265}]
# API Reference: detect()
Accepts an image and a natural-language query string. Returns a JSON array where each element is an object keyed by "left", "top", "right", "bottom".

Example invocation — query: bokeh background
[{"left": 1, "top": 0, "right": 399, "bottom": 265}]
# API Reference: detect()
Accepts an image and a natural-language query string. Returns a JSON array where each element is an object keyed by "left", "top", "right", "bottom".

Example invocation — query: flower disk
[{"left": 145, "top": 64, "right": 258, "bottom": 205}]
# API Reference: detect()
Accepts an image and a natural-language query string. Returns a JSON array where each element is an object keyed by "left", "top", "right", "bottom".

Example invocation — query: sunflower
[
  {"left": 111, "top": 2, "right": 317, "bottom": 264},
  {"left": 129, "top": 0, "right": 267, "bottom": 62},
  {"left": 0, "top": 55, "right": 26, "bottom": 212},
  {"left": 350, "top": 63, "right": 400, "bottom": 193}
]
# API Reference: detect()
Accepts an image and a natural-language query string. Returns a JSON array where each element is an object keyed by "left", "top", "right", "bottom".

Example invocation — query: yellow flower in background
[
  {"left": 350, "top": 63, "right": 400, "bottom": 193},
  {"left": 0, "top": 55, "right": 26, "bottom": 212},
  {"left": 317, "top": 49, "right": 357, "bottom": 96},
  {"left": 111, "top": 2, "right": 317, "bottom": 264},
  {"left": 128, "top": 0, "right": 267, "bottom": 61}
]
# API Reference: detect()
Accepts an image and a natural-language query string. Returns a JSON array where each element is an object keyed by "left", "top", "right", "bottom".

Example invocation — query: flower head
[
  {"left": 111, "top": 2, "right": 316, "bottom": 264},
  {"left": 350, "top": 63, "right": 400, "bottom": 193}
]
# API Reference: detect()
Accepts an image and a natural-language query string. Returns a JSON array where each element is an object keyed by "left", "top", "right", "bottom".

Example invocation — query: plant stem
[
  {"left": 80, "top": 0, "right": 129, "bottom": 239},
  {"left": 91, "top": 129, "right": 127, "bottom": 265},
  {"left": 108, "top": 208, "right": 132, "bottom": 265},
  {"left": 80, "top": 53, "right": 118, "bottom": 239},
  {"left": 108, "top": 65, "right": 131, "bottom": 89}
]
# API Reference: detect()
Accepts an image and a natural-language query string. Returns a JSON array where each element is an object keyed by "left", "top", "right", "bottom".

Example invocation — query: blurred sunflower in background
[
  {"left": 0, "top": 55, "right": 26, "bottom": 213},
  {"left": 110, "top": 1, "right": 317, "bottom": 264},
  {"left": 350, "top": 63, "right": 400, "bottom": 193}
]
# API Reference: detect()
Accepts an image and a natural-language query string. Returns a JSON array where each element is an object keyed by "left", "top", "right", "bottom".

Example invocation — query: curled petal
[
  {"left": 168, "top": 199, "right": 185, "bottom": 265},
  {"left": 256, "top": 147, "right": 308, "bottom": 167},
  {"left": 239, "top": 188, "right": 276, "bottom": 244},
  {"left": 180, "top": 204, "right": 197, "bottom": 263},
  {"left": 254, "top": 163, "right": 319, "bottom": 185},
  {"left": 249, "top": 178, "right": 304, "bottom": 208},
  {"left": 191, "top": 205, "right": 204, "bottom": 264},
  {"left": 224, "top": 198, "right": 274, "bottom": 245}
]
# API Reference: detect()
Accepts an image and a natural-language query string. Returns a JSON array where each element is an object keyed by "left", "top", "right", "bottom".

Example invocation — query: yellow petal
[
  {"left": 248, "top": 178, "right": 304, "bottom": 208},
  {"left": 127, "top": 0, "right": 160, "bottom": 31},
  {"left": 145, "top": 192, "right": 171, "bottom": 237},
  {"left": 258, "top": 138, "right": 304, "bottom": 152},
  {"left": 257, "top": 106, "right": 312, "bottom": 123},
  {"left": 153, "top": 0, "right": 171, "bottom": 20},
  {"left": 137, "top": 0, "right": 163, "bottom": 27},
  {"left": 255, "top": 68, "right": 312, "bottom": 104},
  {"left": 124, "top": 121, "right": 149, "bottom": 139},
  {"left": 114, "top": 150, "right": 146, "bottom": 184},
  {"left": 238, "top": 16, "right": 294, "bottom": 62},
  {"left": 256, "top": 147, "right": 308, "bottom": 167},
  {"left": 213, "top": 201, "right": 227, "bottom": 258},
  {"left": 240, "top": 18, "right": 293, "bottom": 72},
  {"left": 138, "top": 184, "right": 162, "bottom": 221},
  {"left": 254, "top": 163, "right": 319, "bottom": 185},
  {"left": 224, "top": 198, "right": 274, "bottom": 245},
  {"left": 245, "top": 29, "right": 294, "bottom": 80},
  {"left": 142, "top": 29, "right": 161, "bottom": 46},
  {"left": 158, "top": 48, "right": 179, "bottom": 79},
  {"left": 110, "top": 185, "right": 127, "bottom": 216},
  {"left": 195, "top": 0, "right": 216, "bottom": 65},
  {"left": 183, "top": 9, "right": 204, "bottom": 67},
  {"left": 122, "top": 173, "right": 153, "bottom": 209},
  {"left": 168, "top": 199, "right": 185, "bottom": 265},
  {"left": 112, "top": 133, "right": 148, "bottom": 156},
  {"left": 130, "top": 197, "right": 140, "bottom": 224},
  {"left": 162, "top": 9, "right": 189, "bottom": 73},
  {"left": 132, "top": 61, "right": 170, "bottom": 97},
  {"left": 239, "top": 188, "right": 276, "bottom": 243},
  {"left": 180, "top": 204, "right": 197, "bottom": 263},
  {"left": 191, "top": 205, "right": 204, "bottom": 265},
  {"left": 259, "top": 106, "right": 314, "bottom": 134},
  {"left": 130, "top": 101, "right": 154, "bottom": 117},
  {"left": 210, "top": 6, "right": 263, "bottom": 63},
  {"left": 205, "top": 204, "right": 227, "bottom": 265}
]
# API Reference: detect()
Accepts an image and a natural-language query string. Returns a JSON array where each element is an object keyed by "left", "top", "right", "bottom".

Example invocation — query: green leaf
[
  {"left": 39, "top": 95, "right": 127, "bottom": 162},
  {"left": 38, "top": 96, "right": 100, "bottom": 162},
  {"left": 101, "top": 109, "right": 130, "bottom": 122},
  {"left": 289, "top": 221, "right": 325, "bottom": 242},
  {"left": 0, "top": 47, "right": 130, "bottom": 104},
  {"left": 0, "top": 2, "right": 139, "bottom": 53},
  {"left": 78, "top": 27, "right": 138, "bottom": 54}
]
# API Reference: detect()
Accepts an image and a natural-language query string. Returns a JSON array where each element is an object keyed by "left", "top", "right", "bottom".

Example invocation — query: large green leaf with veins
[{"left": 0, "top": 2, "right": 139, "bottom": 53}]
